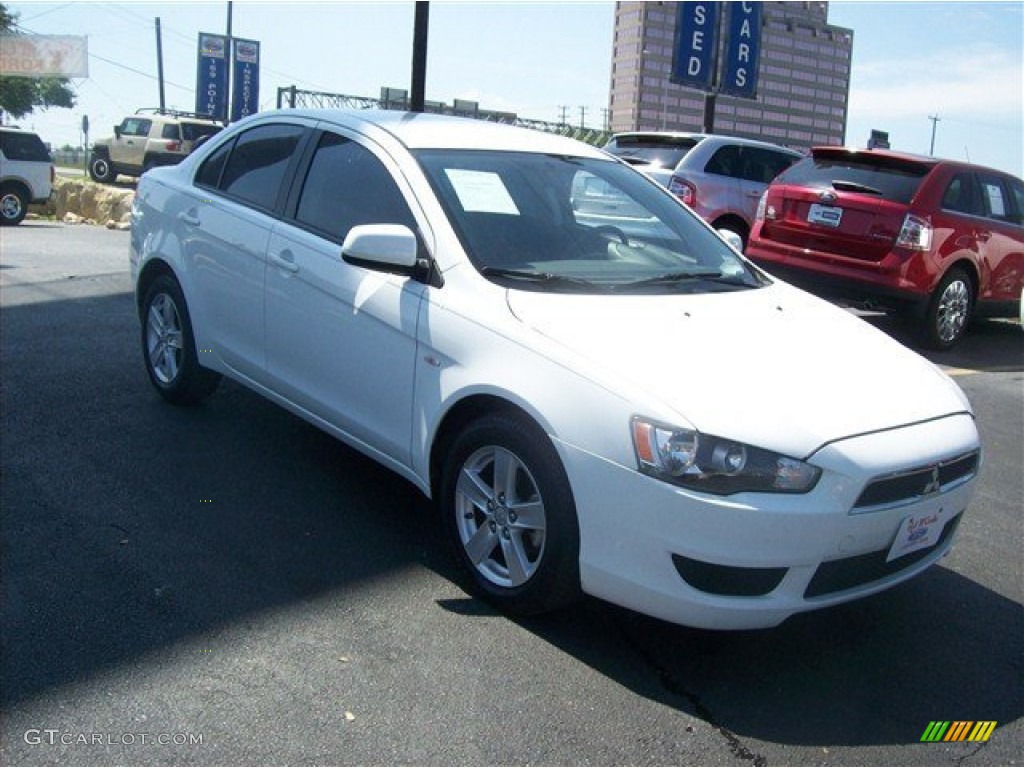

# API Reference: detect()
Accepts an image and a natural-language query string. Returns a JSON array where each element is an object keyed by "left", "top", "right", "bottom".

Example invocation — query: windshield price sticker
[
  {"left": 887, "top": 506, "right": 948, "bottom": 562},
  {"left": 808, "top": 203, "right": 843, "bottom": 227}
]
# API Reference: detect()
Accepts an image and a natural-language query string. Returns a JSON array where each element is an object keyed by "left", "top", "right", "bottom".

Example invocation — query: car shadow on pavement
[
  {"left": 2, "top": 287, "right": 1019, "bottom": 757},
  {"left": 498, "top": 568, "right": 1022, "bottom": 750},
  {"left": 856, "top": 312, "right": 1023, "bottom": 373}
]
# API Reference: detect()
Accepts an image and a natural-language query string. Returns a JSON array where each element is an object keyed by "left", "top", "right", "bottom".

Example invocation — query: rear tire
[
  {"left": 0, "top": 183, "right": 28, "bottom": 226},
  {"left": 440, "top": 413, "right": 581, "bottom": 616},
  {"left": 89, "top": 154, "right": 114, "bottom": 184},
  {"left": 141, "top": 274, "right": 221, "bottom": 405},
  {"left": 921, "top": 268, "right": 973, "bottom": 350}
]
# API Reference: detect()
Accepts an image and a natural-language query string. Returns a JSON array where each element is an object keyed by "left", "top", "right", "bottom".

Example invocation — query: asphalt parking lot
[{"left": 1, "top": 222, "right": 1021, "bottom": 766}]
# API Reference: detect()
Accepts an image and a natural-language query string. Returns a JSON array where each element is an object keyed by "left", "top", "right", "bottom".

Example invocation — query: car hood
[{"left": 506, "top": 282, "right": 970, "bottom": 458}]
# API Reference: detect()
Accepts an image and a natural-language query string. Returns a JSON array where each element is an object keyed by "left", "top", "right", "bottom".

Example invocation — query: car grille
[
  {"left": 852, "top": 451, "right": 979, "bottom": 511},
  {"left": 804, "top": 513, "right": 961, "bottom": 599}
]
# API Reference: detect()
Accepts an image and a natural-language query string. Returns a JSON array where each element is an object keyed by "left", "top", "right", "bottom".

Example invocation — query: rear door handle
[
  {"left": 178, "top": 211, "right": 200, "bottom": 227},
  {"left": 270, "top": 250, "right": 299, "bottom": 274}
]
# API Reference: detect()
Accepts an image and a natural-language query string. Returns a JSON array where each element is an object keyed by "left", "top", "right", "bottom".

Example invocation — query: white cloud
[{"left": 849, "top": 46, "right": 1023, "bottom": 124}]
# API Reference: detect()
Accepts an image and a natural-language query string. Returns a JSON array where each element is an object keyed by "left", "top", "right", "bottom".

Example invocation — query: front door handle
[{"left": 270, "top": 251, "right": 299, "bottom": 274}]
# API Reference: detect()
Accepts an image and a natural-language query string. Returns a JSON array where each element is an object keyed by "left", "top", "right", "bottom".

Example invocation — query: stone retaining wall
[{"left": 30, "top": 176, "right": 135, "bottom": 230}]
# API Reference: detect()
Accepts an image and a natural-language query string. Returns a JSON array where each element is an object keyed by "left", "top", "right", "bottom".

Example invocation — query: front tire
[
  {"left": 440, "top": 413, "right": 581, "bottom": 615},
  {"left": 922, "top": 268, "right": 973, "bottom": 350},
  {"left": 89, "top": 154, "right": 114, "bottom": 184},
  {"left": 141, "top": 274, "right": 221, "bottom": 404},
  {"left": 0, "top": 183, "right": 28, "bottom": 226}
]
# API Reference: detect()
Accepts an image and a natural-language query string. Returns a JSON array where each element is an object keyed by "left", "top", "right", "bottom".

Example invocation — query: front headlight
[{"left": 631, "top": 417, "right": 821, "bottom": 495}]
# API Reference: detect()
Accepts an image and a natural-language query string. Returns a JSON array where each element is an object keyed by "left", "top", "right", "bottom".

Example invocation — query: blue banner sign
[
  {"left": 670, "top": 2, "right": 719, "bottom": 91},
  {"left": 231, "top": 38, "right": 260, "bottom": 122},
  {"left": 196, "top": 32, "right": 228, "bottom": 121},
  {"left": 719, "top": 2, "right": 762, "bottom": 98}
]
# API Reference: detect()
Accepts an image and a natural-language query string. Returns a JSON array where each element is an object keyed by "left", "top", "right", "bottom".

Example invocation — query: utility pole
[
  {"left": 225, "top": 1, "right": 233, "bottom": 123},
  {"left": 155, "top": 18, "right": 166, "bottom": 110},
  {"left": 410, "top": 2, "right": 429, "bottom": 112},
  {"left": 557, "top": 105, "right": 569, "bottom": 125},
  {"left": 928, "top": 114, "right": 940, "bottom": 155},
  {"left": 578, "top": 105, "right": 587, "bottom": 130},
  {"left": 600, "top": 107, "right": 610, "bottom": 131}
]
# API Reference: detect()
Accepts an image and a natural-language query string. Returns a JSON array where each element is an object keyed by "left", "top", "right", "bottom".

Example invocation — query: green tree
[{"left": 0, "top": 3, "right": 76, "bottom": 120}]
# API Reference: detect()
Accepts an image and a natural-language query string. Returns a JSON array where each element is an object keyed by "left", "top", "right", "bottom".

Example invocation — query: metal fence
[{"left": 276, "top": 86, "right": 611, "bottom": 147}]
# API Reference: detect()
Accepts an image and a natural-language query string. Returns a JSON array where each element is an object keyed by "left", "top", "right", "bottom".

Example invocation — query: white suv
[{"left": 0, "top": 127, "right": 55, "bottom": 226}]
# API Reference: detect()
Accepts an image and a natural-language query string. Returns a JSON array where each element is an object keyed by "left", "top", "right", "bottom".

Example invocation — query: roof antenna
[{"left": 964, "top": 146, "right": 971, "bottom": 163}]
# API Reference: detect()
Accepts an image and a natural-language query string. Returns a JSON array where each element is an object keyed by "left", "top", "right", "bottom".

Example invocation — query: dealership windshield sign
[
  {"left": 231, "top": 39, "right": 260, "bottom": 122},
  {"left": 671, "top": 2, "right": 762, "bottom": 99},
  {"left": 196, "top": 32, "right": 228, "bottom": 121}
]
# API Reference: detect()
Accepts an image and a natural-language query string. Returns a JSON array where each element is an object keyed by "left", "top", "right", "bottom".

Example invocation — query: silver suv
[
  {"left": 0, "top": 127, "right": 54, "bottom": 226},
  {"left": 89, "top": 108, "right": 222, "bottom": 183},
  {"left": 605, "top": 132, "right": 803, "bottom": 248}
]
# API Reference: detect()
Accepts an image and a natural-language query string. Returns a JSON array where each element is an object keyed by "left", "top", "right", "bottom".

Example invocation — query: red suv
[{"left": 745, "top": 147, "right": 1024, "bottom": 349}]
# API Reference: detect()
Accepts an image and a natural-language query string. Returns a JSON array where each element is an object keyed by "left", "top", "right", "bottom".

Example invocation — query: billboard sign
[
  {"left": 719, "top": 2, "right": 762, "bottom": 98},
  {"left": 231, "top": 38, "right": 260, "bottom": 122},
  {"left": 196, "top": 32, "right": 228, "bottom": 121},
  {"left": 670, "top": 2, "right": 719, "bottom": 91},
  {"left": 0, "top": 34, "right": 88, "bottom": 78}
]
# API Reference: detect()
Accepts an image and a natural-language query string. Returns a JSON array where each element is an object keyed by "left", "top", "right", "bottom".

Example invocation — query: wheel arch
[
  {"left": 135, "top": 258, "right": 179, "bottom": 319},
  {"left": 0, "top": 178, "right": 31, "bottom": 201},
  {"left": 710, "top": 213, "right": 750, "bottom": 245},
  {"left": 943, "top": 257, "right": 979, "bottom": 299},
  {"left": 429, "top": 394, "right": 551, "bottom": 500}
]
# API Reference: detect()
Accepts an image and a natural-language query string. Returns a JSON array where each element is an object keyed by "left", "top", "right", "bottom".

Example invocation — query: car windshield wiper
[
  {"left": 480, "top": 266, "right": 604, "bottom": 290},
  {"left": 830, "top": 179, "right": 883, "bottom": 195},
  {"left": 616, "top": 270, "right": 753, "bottom": 290}
]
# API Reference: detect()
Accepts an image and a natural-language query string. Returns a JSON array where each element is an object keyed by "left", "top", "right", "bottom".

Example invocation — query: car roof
[{"left": 267, "top": 109, "right": 610, "bottom": 157}]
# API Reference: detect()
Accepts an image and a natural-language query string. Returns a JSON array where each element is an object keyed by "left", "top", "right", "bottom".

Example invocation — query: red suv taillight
[
  {"left": 895, "top": 213, "right": 932, "bottom": 251},
  {"left": 668, "top": 175, "right": 696, "bottom": 207},
  {"left": 165, "top": 140, "right": 182, "bottom": 152}
]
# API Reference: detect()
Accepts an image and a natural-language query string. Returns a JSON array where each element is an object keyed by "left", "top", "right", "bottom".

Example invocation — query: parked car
[
  {"left": 131, "top": 110, "right": 980, "bottom": 630},
  {"left": 604, "top": 131, "right": 803, "bottom": 247},
  {"left": 745, "top": 147, "right": 1024, "bottom": 349},
  {"left": 89, "top": 108, "right": 222, "bottom": 183},
  {"left": 0, "top": 126, "right": 54, "bottom": 226}
]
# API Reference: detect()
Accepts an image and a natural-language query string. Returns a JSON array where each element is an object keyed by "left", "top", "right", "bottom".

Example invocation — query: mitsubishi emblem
[{"left": 922, "top": 466, "right": 941, "bottom": 496}]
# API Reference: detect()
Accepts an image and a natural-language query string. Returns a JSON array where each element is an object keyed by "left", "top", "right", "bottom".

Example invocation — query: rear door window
[
  {"left": 976, "top": 174, "right": 1015, "bottom": 223},
  {"left": 216, "top": 123, "right": 305, "bottom": 211}
]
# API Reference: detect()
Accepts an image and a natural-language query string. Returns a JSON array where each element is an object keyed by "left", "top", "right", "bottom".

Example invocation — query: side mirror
[
  {"left": 341, "top": 224, "right": 418, "bottom": 271},
  {"left": 717, "top": 228, "right": 744, "bottom": 254},
  {"left": 342, "top": 224, "right": 443, "bottom": 287},
  {"left": 114, "top": 125, "right": 122, "bottom": 139}
]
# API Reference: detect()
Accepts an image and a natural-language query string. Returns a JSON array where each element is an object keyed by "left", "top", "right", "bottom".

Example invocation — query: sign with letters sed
[{"left": 670, "top": 2, "right": 719, "bottom": 91}]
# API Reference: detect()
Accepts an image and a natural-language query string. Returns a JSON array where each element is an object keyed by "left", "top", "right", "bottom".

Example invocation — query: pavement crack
[{"left": 613, "top": 615, "right": 768, "bottom": 766}]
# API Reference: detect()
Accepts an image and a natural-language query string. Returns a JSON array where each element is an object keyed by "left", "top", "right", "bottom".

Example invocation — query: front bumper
[{"left": 556, "top": 413, "right": 979, "bottom": 630}]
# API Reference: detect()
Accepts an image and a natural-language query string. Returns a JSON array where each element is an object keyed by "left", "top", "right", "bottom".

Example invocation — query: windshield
[{"left": 414, "top": 150, "right": 766, "bottom": 294}]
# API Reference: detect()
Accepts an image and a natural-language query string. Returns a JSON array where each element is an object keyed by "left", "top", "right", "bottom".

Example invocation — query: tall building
[{"left": 609, "top": 1, "right": 854, "bottom": 150}]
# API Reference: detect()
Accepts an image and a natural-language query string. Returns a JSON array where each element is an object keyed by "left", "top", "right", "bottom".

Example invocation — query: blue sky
[{"left": 5, "top": 1, "right": 1022, "bottom": 176}]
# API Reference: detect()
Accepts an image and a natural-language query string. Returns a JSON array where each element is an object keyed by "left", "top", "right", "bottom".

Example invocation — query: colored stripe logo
[{"left": 921, "top": 721, "right": 997, "bottom": 742}]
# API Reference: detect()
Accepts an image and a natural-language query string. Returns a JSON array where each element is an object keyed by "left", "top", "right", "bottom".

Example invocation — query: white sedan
[{"left": 130, "top": 109, "right": 980, "bottom": 630}]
